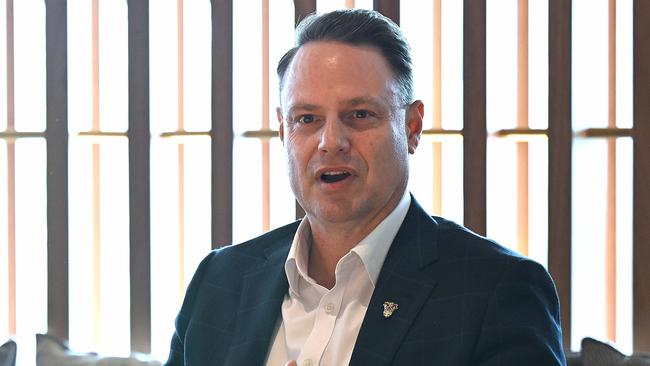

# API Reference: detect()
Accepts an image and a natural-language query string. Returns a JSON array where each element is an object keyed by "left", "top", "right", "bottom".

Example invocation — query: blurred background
[{"left": 0, "top": 0, "right": 648, "bottom": 364}]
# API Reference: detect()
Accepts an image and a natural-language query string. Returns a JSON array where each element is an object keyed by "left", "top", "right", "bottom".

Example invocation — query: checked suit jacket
[{"left": 164, "top": 198, "right": 566, "bottom": 366}]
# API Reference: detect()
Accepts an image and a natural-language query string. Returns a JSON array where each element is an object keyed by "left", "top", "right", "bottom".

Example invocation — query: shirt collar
[
  {"left": 285, "top": 190, "right": 411, "bottom": 294},
  {"left": 285, "top": 217, "right": 312, "bottom": 296},
  {"left": 351, "top": 190, "right": 411, "bottom": 286}
]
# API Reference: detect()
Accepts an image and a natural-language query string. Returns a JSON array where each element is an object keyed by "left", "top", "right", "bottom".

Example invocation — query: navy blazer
[{"left": 164, "top": 198, "right": 565, "bottom": 365}]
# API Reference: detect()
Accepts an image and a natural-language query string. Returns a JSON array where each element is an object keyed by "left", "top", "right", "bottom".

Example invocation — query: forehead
[{"left": 281, "top": 41, "right": 399, "bottom": 106}]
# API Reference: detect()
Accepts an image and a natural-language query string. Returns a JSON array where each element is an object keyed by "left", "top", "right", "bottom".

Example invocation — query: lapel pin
[{"left": 382, "top": 301, "right": 398, "bottom": 318}]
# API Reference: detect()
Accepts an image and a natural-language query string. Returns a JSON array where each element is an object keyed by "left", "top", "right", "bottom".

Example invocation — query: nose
[{"left": 318, "top": 118, "right": 350, "bottom": 154}]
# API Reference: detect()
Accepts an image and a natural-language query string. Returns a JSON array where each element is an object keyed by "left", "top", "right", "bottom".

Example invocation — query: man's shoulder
[
  {"left": 431, "top": 215, "right": 528, "bottom": 263},
  {"left": 406, "top": 197, "right": 525, "bottom": 265},
  {"left": 201, "top": 220, "right": 300, "bottom": 268},
  {"left": 229, "top": 219, "right": 300, "bottom": 252}
]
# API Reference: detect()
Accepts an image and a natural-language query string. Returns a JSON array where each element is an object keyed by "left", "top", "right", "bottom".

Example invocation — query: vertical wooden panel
[
  {"left": 6, "top": 0, "right": 16, "bottom": 336},
  {"left": 177, "top": 142, "right": 185, "bottom": 297},
  {"left": 212, "top": 0, "right": 233, "bottom": 248},
  {"left": 373, "top": 0, "right": 399, "bottom": 24},
  {"left": 605, "top": 0, "right": 616, "bottom": 343},
  {"left": 45, "top": 0, "right": 69, "bottom": 341},
  {"left": 262, "top": 0, "right": 271, "bottom": 231},
  {"left": 176, "top": 0, "right": 186, "bottom": 300},
  {"left": 91, "top": 0, "right": 101, "bottom": 343},
  {"left": 293, "top": 0, "right": 315, "bottom": 219},
  {"left": 127, "top": 0, "right": 151, "bottom": 353},
  {"left": 548, "top": 0, "right": 572, "bottom": 351},
  {"left": 517, "top": 0, "right": 529, "bottom": 256},
  {"left": 463, "top": 0, "right": 487, "bottom": 236},
  {"left": 633, "top": 0, "right": 650, "bottom": 353},
  {"left": 294, "top": 0, "right": 316, "bottom": 27},
  {"left": 432, "top": 0, "right": 442, "bottom": 215},
  {"left": 6, "top": 142, "right": 15, "bottom": 335}
]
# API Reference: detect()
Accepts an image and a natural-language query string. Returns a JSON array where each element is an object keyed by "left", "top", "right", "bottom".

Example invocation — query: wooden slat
[
  {"left": 45, "top": 0, "right": 69, "bottom": 341},
  {"left": 7, "top": 142, "right": 15, "bottom": 335},
  {"left": 127, "top": 0, "right": 151, "bottom": 353},
  {"left": 176, "top": 0, "right": 186, "bottom": 301},
  {"left": 517, "top": 0, "right": 529, "bottom": 256},
  {"left": 294, "top": 0, "right": 316, "bottom": 27},
  {"left": 177, "top": 143, "right": 185, "bottom": 298},
  {"left": 211, "top": 0, "right": 233, "bottom": 248},
  {"left": 548, "top": 0, "right": 572, "bottom": 351},
  {"left": 292, "top": 0, "right": 315, "bottom": 220},
  {"left": 605, "top": 0, "right": 616, "bottom": 343},
  {"left": 462, "top": 0, "right": 487, "bottom": 236},
  {"left": 91, "top": 0, "right": 101, "bottom": 344},
  {"left": 92, "top": 143, "right": 100, "bottom": 344},
  {"left": 633, "top": 0, "right": 650, "bottom": 352},
  {"left": 6, "top": 0, "right": 16, "bottom": 337},
  {"left": 262, "top": 0, "right": 271, "bottom": 231},
  {"left": 578, "top": 127, "right": 633, "bottom": 138},
  {"left": 373, "top": 0, "right": 399, "bottom": 24},
  {"left": 432, "top": 0, "right": 442, "bottom": 215}
]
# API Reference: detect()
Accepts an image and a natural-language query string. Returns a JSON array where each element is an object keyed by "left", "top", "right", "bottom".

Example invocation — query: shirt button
[
  {"left": 303, "top": 359, "right": 313, "bottom": 366},
  {"left": 324, "top": 303, "right": 335, "bottom": 314}
]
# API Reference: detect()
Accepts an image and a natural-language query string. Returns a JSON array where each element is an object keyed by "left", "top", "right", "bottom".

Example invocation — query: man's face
[{"left": 277, "top": 41, "right": 423, "bottom": 227}]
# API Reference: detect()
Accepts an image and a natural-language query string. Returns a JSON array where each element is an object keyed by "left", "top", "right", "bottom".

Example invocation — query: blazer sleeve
[
  {"left": 472, "top": 258, "right": 566, "bottom": 366},
  {"left": 163, "top": 250, "right": 217, "bottom": 366}
]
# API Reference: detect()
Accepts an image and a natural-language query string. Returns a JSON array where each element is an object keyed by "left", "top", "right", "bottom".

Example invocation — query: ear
[
  {"left": 276, "top": 107, "right": 285, "bottom": 144},
  {"left": 405, "top": 100, "right": 424, "bottom": 154}
]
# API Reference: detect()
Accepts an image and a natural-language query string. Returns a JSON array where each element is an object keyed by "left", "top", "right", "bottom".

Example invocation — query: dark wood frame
[
  {"left": 633, "top": 0, "right": 650, "bottom": 352},
  {"left": 374, "top": 0, "right": 399, "bottom": 24},
  {"left": 211, "top": 0, "right": 234, "bottom": 248},
  {"left": 548, "top": 0, "right": 572, "bottom": 351},
  {"left": 463, "top": 0, "right": 487, "bottom": 236},
  {"left": 45, "top": 0, "right": 69, "bottom": 341},
  {"left": 127, "top": 0, "right": 151, "bottom": 353},
  {"left": 294, "top": 0, "right": 316, "bottom": 27}
]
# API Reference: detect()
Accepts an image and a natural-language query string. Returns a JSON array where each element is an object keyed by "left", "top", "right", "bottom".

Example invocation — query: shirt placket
[{"left": 297, "top": 261, "right": 350, "bottom": 366}]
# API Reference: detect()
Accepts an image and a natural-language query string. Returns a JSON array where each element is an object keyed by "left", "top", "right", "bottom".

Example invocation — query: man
[{"left": 165, "top": 9, "right": 565, "bottom": 366}]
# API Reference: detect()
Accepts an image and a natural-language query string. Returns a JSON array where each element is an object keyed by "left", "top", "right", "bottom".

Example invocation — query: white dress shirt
[{"left": 265, "top": 191, "right": 411, "bottom": 366}]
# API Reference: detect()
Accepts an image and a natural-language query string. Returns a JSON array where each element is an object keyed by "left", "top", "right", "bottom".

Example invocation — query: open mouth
[{"left": 320, "top": 171, "right": 351, "bottom": 183}]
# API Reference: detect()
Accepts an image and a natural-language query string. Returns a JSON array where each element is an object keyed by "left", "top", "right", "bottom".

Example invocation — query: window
[{"left": 1, "top": 1, "right": 648, "bottom": 363}]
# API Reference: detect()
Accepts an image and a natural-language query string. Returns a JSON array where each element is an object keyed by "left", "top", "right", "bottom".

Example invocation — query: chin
[{"left": 311, "top": 203, "right": 359, "bottom": 223}]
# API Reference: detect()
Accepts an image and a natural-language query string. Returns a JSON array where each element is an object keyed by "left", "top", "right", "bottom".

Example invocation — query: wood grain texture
[
  {"left": 373, "top": 0, "right": 400, "bottom": 24},
  {"left": 548, "top": 0, "right": 572, "bottom": 351},
  {"left": 463, "top": 0, "right": 487, "bottom": 236},
  {"left": 294, "top": 0, "right": 316, "bottom": 27},
  {"left": 127, "top": 0, "right": 151, "bottom": 353},
  {"left": 212, "top": 0, "right": 234, "bottom": 248},
  {"left": 45, "top": 0, "right": 69, "bottom": 341},
  {"left": 633, "top": 0, "right": 650, "bottom": 352}
]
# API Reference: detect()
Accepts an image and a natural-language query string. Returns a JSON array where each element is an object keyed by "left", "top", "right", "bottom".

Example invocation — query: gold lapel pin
[{"left": 382, "top": 301, "right": 398, "bottom": 318}]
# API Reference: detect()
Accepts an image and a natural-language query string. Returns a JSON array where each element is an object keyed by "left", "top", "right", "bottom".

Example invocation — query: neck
[
  {"left": 306, "top": 225, "right": 367, "bottom": 290},
  {"left": 305, "top": 189, "right": 406, "bottom": 289}
]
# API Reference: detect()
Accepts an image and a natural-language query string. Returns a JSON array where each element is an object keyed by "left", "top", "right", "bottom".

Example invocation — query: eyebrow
[
  {"left": 286, "top": 103, "right": 320, "bottom": 116},
  {"left": 339, "top": 96, "right": 384, "bottom": 108},
  {"left": 285, "top": 96, "right": 387, "bottom": 116}
]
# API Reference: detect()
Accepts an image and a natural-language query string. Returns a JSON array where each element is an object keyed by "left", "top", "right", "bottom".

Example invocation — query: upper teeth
[{"left": 323, "top": 171, "right": 347, "bottom": 175}]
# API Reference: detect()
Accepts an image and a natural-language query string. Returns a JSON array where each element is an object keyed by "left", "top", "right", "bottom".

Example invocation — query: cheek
[
  {"left": 285, "top": 148, "right": 302, "bottom": 171},
  {"left": 285, "top": 137, "right": 312, "bottom": 170},
  {"left": 373, "top": 135, "right": 409, "bottom": 173}
]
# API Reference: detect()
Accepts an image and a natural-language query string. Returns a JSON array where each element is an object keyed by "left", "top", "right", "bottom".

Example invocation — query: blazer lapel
[
  {"left": 225, "top": 236, "right": 292, "bottom": 366},
  {"left": 350, "top": 199, "right": 440, "bottom": 366}
]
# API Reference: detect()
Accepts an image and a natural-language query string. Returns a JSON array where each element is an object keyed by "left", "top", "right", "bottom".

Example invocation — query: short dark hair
[{"left": 277, "top": 9, "right": 414, "bottom": 105}]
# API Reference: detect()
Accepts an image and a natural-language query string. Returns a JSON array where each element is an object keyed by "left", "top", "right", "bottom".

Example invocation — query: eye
[
  {"left": 353, "top": 110, "right": 369, "bottom": 118},
  {"left": 297, "top": 115, "right": 315, "bottom": 124}
]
